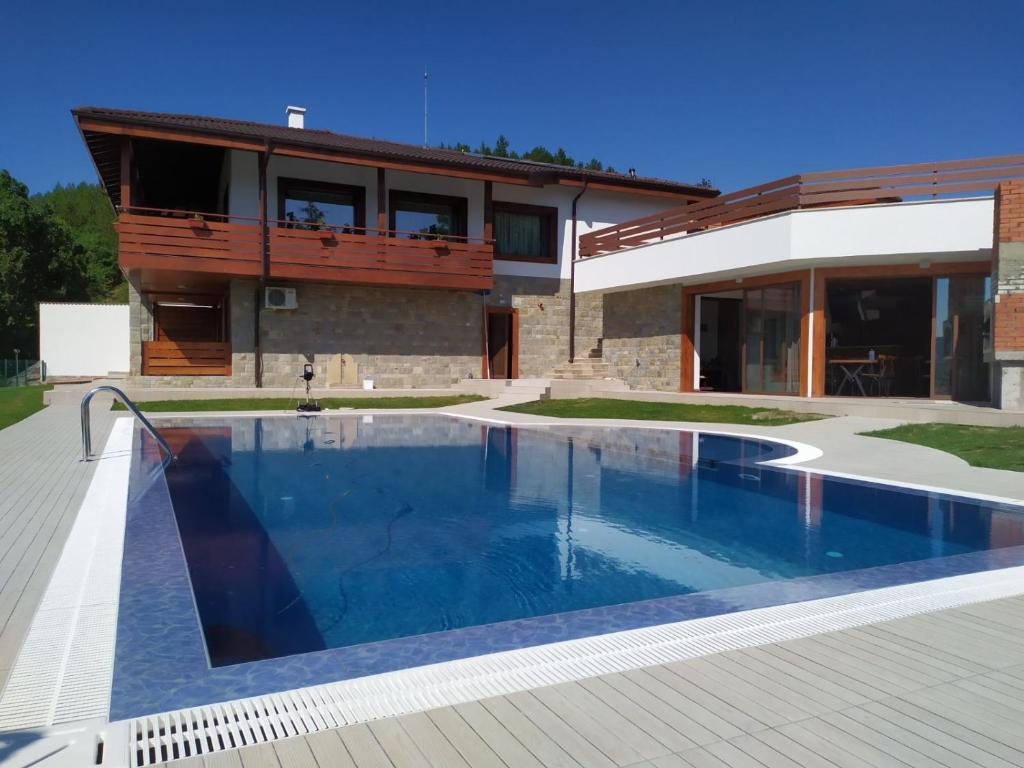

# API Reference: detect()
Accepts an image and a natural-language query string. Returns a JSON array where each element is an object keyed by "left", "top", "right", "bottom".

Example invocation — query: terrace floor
[
  {"left": 0, "top": 382, "right": 115, "bottom": 692},
  {"left": 168, "top": 594, "right": 1024, "bottom": 768},
  {"left": 0, "top": 381, "right": 1022, "bottom": 767}
]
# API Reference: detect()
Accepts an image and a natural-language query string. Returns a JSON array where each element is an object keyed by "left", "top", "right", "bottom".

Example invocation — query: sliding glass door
[
  {"left": 743, "top": 283, "right": 802, "bottom": 394},
  {"left": 933, "top": 275, "right": 990, "bottom": 401}
]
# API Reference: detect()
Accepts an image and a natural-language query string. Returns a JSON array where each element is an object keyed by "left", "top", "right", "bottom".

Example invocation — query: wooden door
[{"left": 486, "top": 308, "right": 517, "bottom": 379}]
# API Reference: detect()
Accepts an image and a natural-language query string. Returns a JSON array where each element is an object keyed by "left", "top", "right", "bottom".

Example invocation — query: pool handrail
[{"left": 81, "top": 385, "right": 174, "bottom": 463}]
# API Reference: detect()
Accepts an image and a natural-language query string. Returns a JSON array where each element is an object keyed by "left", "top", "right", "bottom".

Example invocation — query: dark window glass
[
  {"left": 493, "top": 202, "right": 557, "bottom": 262},
  {"left": 390, "top": 191, "right": 467, "bottom": 239},
  {"left": 278, "top": 179, "right": 365, "bottom": 231}
]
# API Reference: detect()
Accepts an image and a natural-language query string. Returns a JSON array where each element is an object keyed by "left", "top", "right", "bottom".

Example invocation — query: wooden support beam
[
  {"left": 273, "top": 145, "right": 534, "bottom": 186},
  {"left": 680, "top": 291, "right": 695, "bottom": 392},
  {"left": 377, "top": 168, "right": 386, "bottom": 234},
  {"left": 119, "top": 137, "right": 131, "bottom": 209},
  {"left": 258, "top": 150, "right": 269, "bottom": 278},
  {"left": 483, "top": 181, "right": 493, "bottom": 243},
  {"left": 78, "top": 117, "right": 265, "bottom": 152}
]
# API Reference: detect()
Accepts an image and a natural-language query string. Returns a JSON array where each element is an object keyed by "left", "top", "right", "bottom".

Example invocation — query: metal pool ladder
[{"left": 80, "top": 385, "right": 174, "bottom": 463}]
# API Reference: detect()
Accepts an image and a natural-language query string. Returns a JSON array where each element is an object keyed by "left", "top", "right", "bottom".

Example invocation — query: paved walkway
[
  {"left": 0, "top": 383, "right": 115, "bottom": 691},
  {"left": 167, "top": 594, "right": 1024, "bottom": 768},
  {"left": 443, "top": 397, "right": 1024, "bottom": 500}
]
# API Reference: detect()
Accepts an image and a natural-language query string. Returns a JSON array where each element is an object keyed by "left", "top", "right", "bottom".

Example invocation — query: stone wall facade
[
  {"left": 993, "top": 180, "right": 1024, "bottom": 409},
  {"left": 127, "top": 277, "right": 258, "bottom": 388},
  {"left": 601, "top": 284, "right": 681, "bottom": 391},
  {"left": 573, "top": 290, "right": 604, "bottom": 358},
  {"left": 127, "top": 274, "right": 589, "bottom": 388},
  {"left": 258, "top": 282, "right": 481, "bottom": 388},
  {"left": 489, "top": 275, "right": 570, "bottom": 377}
]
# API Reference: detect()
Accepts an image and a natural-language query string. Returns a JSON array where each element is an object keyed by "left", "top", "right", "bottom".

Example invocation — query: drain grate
[{"left": 128, "top": 563, "right": 1024, "bottom": 766}]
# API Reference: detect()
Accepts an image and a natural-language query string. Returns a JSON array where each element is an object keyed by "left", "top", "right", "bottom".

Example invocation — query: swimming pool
[{"left": 113, "top": 413, "right": 1024, "bottom": 718}]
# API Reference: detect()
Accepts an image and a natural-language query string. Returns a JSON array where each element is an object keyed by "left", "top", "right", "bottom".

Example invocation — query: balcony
[
  {"left": 117, "top": 207, "right": 494, "bottom": 291},
  {"left": 579, "top": 154, "right": 1024, "bottom": 258},
  {"left": 116, "top": 209, "right": 263, "bottom": 278}
]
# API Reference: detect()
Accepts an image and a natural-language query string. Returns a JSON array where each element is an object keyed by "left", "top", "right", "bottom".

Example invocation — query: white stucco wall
[
  {"left": 39, "top": 303, "right": 129, "bottom": 377},
  {"left": 574, "top": 197, "right": 996, "bottom": 294},
  {"left": 227, "top": 150, "right": 680, "bottom": 281}
]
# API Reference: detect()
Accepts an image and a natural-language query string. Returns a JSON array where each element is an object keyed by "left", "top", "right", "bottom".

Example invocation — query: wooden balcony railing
[
  {"left": 142, "top": 341, "right": 231, "bottom": 376},
  {"left": 116, "top": 208, "right": 262, "bottom": 277},
  {"left": 268, "top": 221, "right": 493, "bottom": 290},
  {"left": 116, "top": 207, "right": 493, "bottom": 290},
  {"left": 579, "top": 154, "right": 1024, "bottom": 258}
]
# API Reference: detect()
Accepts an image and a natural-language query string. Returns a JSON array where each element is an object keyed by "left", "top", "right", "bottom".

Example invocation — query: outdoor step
[{"left": 551, "top": 364, "right": 610, "bottom": 373}]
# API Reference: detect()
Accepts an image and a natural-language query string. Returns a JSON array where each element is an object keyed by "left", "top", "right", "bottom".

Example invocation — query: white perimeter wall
[
  {"left": 575, "top": 197, "right": 996, "bottom": 293},
  {"left": 39, "top": 303, "right": 129, "bottom": 377},
  {"left": 228, "top": 150, "right": 676, "bottom": 281}
]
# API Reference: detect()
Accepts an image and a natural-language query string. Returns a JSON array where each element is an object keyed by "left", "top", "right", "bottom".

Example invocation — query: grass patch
[
  {"left": 112, "top": 394, "right": 486, "bottom": 412},
  {"left": 0, "top": 385, "right": 53, "bottom": 431},
  {"left": 499, "top": 397, "right": 824, "bottom": 426},
  {"left": 862, "top": 423, "right": 1024, "bottom": 472}
]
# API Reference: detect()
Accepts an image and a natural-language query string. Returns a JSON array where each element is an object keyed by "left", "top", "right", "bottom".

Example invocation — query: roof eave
[{"left": 72, "top": 107, "right": 718, "bottom": 198}]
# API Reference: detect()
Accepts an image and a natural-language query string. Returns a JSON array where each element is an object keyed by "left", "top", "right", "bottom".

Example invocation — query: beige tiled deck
[
  {"left": 165, "top": 595, "right": 1024, "bottom": 768},
  {"left": 0, "top": 382, "right": 115, "bottom": 691},
  {"left": 2, "top": 384, "right": 1024, "bottom": 767}
]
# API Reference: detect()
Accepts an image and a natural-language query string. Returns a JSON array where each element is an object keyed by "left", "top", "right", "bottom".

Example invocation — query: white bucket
[{"left": 362, "top": 379, "right": 374, "bottom": 390}]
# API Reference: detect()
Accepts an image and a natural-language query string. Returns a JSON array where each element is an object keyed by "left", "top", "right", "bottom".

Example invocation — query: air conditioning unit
[{"left": 264, "top": 286, "right": 297, "bottom": 310}]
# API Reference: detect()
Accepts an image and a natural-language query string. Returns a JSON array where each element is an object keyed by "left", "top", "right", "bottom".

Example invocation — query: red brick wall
[
  {"left": 995, "top": 294, "right": 1024, "bottom": 351},
  {"left": 994, "top": 180, "right": 1024, "bottom": 352},
  {"left": 995, "top": 180, "right": 1024, "bottom": 244}
]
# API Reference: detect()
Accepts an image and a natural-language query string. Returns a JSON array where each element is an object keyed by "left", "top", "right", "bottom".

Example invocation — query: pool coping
[
  {"left": 3, "top": 411, "right": 1024, "bottom": 767},
  {"left": 110, "top": 413, "right": 1024, "bottom": 720}
]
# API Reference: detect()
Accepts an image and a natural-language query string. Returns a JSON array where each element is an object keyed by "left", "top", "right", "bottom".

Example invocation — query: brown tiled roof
[{"left": 72, "top": 106, "right": 718, "bottom": 203}]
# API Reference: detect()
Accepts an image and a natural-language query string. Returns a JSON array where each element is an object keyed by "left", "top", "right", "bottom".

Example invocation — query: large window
[
  {"left": 278, "top": 178, "right": 365, "bottom": 231},
  {"left": 389, "top": 190, "right": 467, "bottom": 239},
  {"left": 493, "top": 201, "right": 558, "bottom": 263},
  {"left": 743, "top": 283, "right": 802, "bottom": 395}
]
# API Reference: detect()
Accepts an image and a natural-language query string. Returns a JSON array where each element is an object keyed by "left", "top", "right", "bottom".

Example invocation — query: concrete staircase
[
  {"left": 454, "top": 377, "right": 552, "bottom": 400},
  {"left": 550, "top": 360, "right": 611, "bottom": 380},
  {"left": 549, "top": 339, "right": 610, "bottom": 380},
  {"left": 456, "top": 339, "right": 634, "bottom": 402},
  {"left": 544, "top": 339, "right": 633, "bottom": 397}
]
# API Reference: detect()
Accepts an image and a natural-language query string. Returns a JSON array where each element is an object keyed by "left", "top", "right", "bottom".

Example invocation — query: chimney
[{"left": 286, "top": 106, "right": 306, "bottom": 129}]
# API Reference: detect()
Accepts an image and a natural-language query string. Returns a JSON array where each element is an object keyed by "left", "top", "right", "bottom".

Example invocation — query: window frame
[
  {"left": 492, "top": 200, "right": 559, "bottom": 264},
  {"left": 276, "top": 177, "right": 367, "bottom": 230},
  {"left": 388, "top": 189, "right": 468, "bottom": 239}
]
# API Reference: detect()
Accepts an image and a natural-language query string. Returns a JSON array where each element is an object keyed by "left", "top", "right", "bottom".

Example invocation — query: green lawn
[
  {"left": 0, "top": 385, "right": 53, "bottom": 431},
  {"left": 500, "top": 398, "right": 824, "bottom": 426},
  {"left": 112, "top": 394, "right": 486, "bottom": 412},
  {"left": 862, "top": 423, "right": 1024, "bottom": 472}
]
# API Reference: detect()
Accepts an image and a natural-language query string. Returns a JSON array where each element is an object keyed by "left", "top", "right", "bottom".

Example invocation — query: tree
[
  {"left": 440, "top": 135, "right": 617, "bottom": 171},
  {"left": 33, "top": 182, "right": 121, "bottom": 301},
  {"left": 0, "top": 170, "right": 91, "bottom": 356}
]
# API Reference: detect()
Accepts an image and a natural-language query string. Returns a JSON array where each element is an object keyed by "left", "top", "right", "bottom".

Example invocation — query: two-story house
[{"left": 74, "top": 106, "right": 715, "bottom": 389}]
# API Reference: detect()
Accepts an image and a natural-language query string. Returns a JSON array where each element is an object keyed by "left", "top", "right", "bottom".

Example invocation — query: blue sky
[{"left": 2, "top": 0, "right": 1022, "bottom": 195}]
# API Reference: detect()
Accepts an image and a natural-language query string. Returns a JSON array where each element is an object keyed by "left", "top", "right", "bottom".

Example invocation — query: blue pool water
[{"left": 148, "top": 414, "right": 1024, "bottom": 668}]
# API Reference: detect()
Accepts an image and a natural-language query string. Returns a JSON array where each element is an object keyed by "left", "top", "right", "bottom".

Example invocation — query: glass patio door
[
  {"left": 933, "top": 275, "right": 990, "bottom": 401},
  {"left": 742, "top": 283, "right": 801, "bottom": 394}
]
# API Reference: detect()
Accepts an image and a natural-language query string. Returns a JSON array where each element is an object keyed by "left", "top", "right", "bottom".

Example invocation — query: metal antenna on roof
[{"left": 423, "top": 71, "right": 429, "bottom": 148}]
